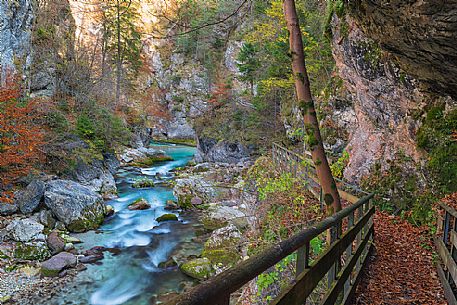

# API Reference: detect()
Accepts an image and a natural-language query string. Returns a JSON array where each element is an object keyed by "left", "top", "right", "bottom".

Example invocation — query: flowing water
[{"left": 50, "top": 143, "right": 200, "bottom": 305}]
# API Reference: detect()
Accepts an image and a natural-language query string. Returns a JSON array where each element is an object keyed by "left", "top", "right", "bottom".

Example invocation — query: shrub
[
  {"left": 75, "top": 103, "right": 131, "bottom": 152},
  {"left": 0, "top": 78, "right": 44, "bottom": 201},
  {"left": 417, "top": 104, "right": 457, "bottom": 194}
]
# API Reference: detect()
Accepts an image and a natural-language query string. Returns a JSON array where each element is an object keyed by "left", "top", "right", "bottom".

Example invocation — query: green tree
[
  {"left": 102, "top": 0, "right": 143, "bottom": 105},
  {"left": 237, "top": 43, "right": 261, "bottom": 95}
]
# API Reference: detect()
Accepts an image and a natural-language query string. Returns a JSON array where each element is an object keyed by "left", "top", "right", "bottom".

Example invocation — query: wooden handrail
[
  {"left": 272, "top": 142, "right": 370, "bottom": 197},
  {"left": 435, "top": 202, "right": 457, "bottom": 304},
  {"left": 169, "top": 194, "right": 374, "bottom": 305}
]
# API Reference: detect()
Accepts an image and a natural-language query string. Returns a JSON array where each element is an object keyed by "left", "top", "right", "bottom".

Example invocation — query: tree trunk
[
  {"left": 283, "top": 0, "right": 342, "bottom": 215},
  {"left": 115, "top": 0, "right": 122, "bottom": 106}
]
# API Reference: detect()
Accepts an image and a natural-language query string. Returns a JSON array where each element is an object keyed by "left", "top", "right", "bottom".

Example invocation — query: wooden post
[
  {"left": 296, "top": 242, "right": 309, "bottom": 278},
  {"left": 444, "top": 211, "right": 450, "bottom": 244},
  {"left": 328, "top": 224, "right": 338, "bottom": 288},
  {"left": 344, "top": 210, "right": 355, "bottom": 296}
]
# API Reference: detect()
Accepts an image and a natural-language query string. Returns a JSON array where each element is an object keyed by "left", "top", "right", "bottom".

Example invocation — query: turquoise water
[{"left": 50, "top": 144, "right": 200, "bottom": 305}]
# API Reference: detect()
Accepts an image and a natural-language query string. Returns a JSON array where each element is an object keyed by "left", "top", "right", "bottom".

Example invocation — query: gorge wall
[
  {"left": 0, "top": 0, "right": 34, "bottom": 83},
  {"left": 331, "top": 1, "right": 457, "bottom": 183}
]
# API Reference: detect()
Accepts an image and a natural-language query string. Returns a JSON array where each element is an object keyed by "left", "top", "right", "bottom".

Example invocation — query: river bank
[
  {"left": 0, "top": 139, "right": 257, "bottom": 305},
  {"left": 0, "top": 143, "right": 198, "bottom": 304}
]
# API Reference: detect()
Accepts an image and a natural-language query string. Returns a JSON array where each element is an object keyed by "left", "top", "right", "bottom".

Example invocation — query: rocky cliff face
[
  {"left": 0, "top": 0, "right": 34, "bottom": 82},
  {"left": 149, "top": 50, "right": 210, "bottom": 140},
  {"left": 331, "top": 5, "right": 457, "bottom": 182},
  {"left": 348, "top": 0, "right": 457, "bottom": 99}
]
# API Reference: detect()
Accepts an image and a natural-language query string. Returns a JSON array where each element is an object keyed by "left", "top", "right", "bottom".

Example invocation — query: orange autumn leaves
[{"left": 0, "top": 77, "right": 44, "bottom": 202}]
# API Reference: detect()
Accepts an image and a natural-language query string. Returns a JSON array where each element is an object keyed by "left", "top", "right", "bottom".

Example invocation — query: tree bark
[
  {"left": 115, "top": 0, "right": 122, "bottom": 105},
  {"left": 283, "top": 0, "right": 342, "bottom": 215}
]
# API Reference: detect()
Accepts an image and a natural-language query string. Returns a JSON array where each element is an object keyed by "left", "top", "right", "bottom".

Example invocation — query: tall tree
[
  {"left": 282, "top": 0, "right": 341, "bottom": 215},
  {"left": 102, "top": 0, "right": 142, "bottom": 105},
  {"left": 237, "top": 42, "right": 260, "bottom": 95}
]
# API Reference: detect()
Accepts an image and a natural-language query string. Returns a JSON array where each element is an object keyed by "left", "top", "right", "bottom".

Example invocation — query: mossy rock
[
  {"left": 0, "top": 296, "right": 11, "bottom": 303},
  {"left": 156, "top": 214, "right": 178, "bottom": 222},
  {"left": 180, "top": 258, "right": 213, "bottom": 280},
  {"left": 14, "top": 242, "right": 51, "bottom": 261},
  {"left": 67, "top": 212, "right": 105, "bottom": 233},
  {"left": 128, "top": 198, "right": 151, "bottom": 210},
  {"left": 177, "top": 194, "right": 193, "bottom": 209},
  {"left": 204, "top": 225, "right": 242, "bottom": 252},
  {"left": 192, "top": 166, "right": 210, "bottom": 174},
  {"left": 201, "top": 217, "right": 228, "bottom": 231},
  {"left": 132, "top": 154, "right": 174, "bottom": 167},
  {"left": 132, "top": 178, "right": 155, "bottom": 188},
  {"left": 202, "top": 249, "right": 240, "bottom": 266}
]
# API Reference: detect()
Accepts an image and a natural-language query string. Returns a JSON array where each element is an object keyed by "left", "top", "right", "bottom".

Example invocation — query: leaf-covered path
[{"left": 354, "top": 211, "right": 446, "bottom": 304}]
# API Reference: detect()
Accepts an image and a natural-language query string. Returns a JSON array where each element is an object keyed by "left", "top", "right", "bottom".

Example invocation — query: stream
[{"left": 48, "top": 143, "right": 200, "bottom": 305}]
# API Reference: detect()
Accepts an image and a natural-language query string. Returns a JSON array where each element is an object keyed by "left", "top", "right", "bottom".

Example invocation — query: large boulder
[
  {"left": 207, "top": 205, "right": 248, "bottom": 230},
  {"left": 41, "top": 252, "right": 77, "bottom": 277},
  {"left": 44, "top": 180, "right": 105, "bottom": 232},
  {"left": 173, "top": 177, "right": 218, "bottom": 208},
  {"left": 6, "top": 218, "right": 44, "bottom": 242},
  {"left": 202, "top": 224, "right": 242, "bottom": 267},
  {"left": 16, "top": 180, "right": 46, "bottom": 214},
  {"left": 118, "top": 146, "right": 168, "bottom": 165},
  {"left": 71, "top": 157, "right": 117, "bottom": 197},
  {"left": 195, "top": 137, "right": 251, "bottom": 164},
  {"left": 204, "top": 224, "right": 241, "bottom": 251}
]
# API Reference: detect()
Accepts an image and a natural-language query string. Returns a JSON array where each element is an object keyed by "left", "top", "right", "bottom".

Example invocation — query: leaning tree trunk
[
  {"left": 283, "top": 0, "right": 342, "bottom": 215},
  {"left": 115, "top": 0, "right": 122, "bottom": 106}
]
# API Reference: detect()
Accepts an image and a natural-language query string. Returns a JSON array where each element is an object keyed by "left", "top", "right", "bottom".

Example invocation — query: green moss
[
  {"left": 14, "top": 243, "right": 51, "bottom": 261},
  {"left": 40, "top": 266, "right": 61, "bottom": 277},
  {"left": 156, "top": 214, "right": 178, "bottom": 222},
  {"left": 132, "top": 178, "right": 155, "bottom": 188},
  {"left": 359, "top": 40, "right": 382, "bottom": 68},
  {"left": 180, "top": 258, "right": 213, "bottom": 280},
  {"left": 177, "top": 194, "right": 194, "bottom": 209},
  {"left": 127, "top": 198, "right": 151, "bottom": 211},
  {"left": 67, "top": 208, "right": 105, "bottom": 233},
  {"left": 192, "top": 167, "right": 210, "bottom": 174},
  {"left": 0, "top": 296, "right": 11, "bottom": 303},
  {"left": 35, "top": 25, "right": 55, "bottom": 41},
  {"left": 201, "top": 217, "right": 228, "bottom": 231},
  {"left": 202, "top": 249, "right": 240, "bottom": 266},
  {"left": 417, "top": 104, "right": 457, "bottom": 194}
]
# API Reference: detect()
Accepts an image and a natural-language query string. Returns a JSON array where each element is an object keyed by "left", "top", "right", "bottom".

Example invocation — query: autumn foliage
[
  {"left": 0, "top": 78, "right": 44, "bottom": 202},
  {"left": 209, "top": 81, "right": 231, "bottom": 105}
]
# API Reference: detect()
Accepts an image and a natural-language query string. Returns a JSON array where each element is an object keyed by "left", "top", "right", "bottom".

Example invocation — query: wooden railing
[
  {"left": 272, "top": 143, "right": 369, "bottom": 205},
  {"left": 436, "top": 202, "right": 457, "bottom": 304},
  {"left": 168, "top": 143, "right": 375, "bottom": 305},
  {"left": 169, "top": 194, "right": 375, "bottom": 305}
]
